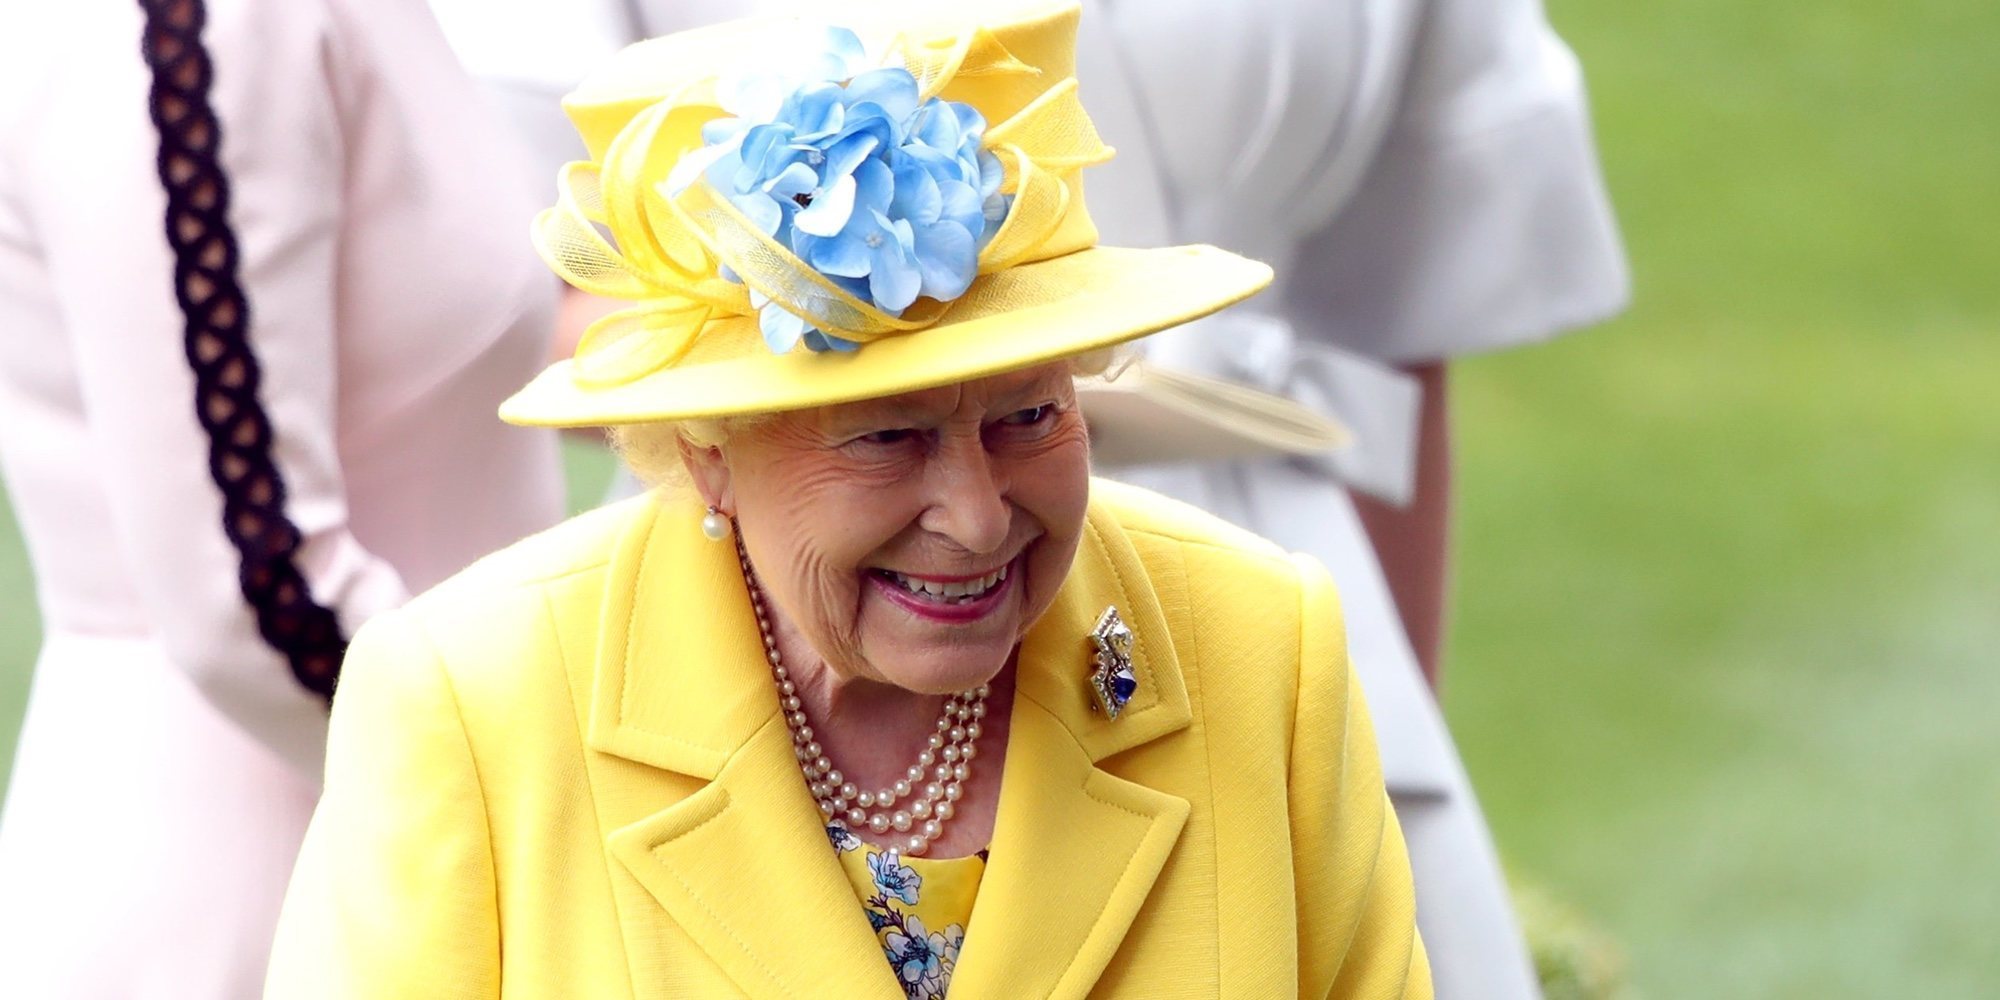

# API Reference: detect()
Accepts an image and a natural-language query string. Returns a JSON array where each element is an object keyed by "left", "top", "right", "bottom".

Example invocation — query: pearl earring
[{"left": 701, "top": 506, "right": 732, "bottom": 542}]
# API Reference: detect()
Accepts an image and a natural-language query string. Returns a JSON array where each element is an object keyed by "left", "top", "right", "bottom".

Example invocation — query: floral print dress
[{"left": 828, "top": 826, "right": 986, "bottom": 999}]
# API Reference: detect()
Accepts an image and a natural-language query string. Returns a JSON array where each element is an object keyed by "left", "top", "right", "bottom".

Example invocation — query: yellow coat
[{"left": 266, "top": 480, "right": 1431, "bottom": 999}]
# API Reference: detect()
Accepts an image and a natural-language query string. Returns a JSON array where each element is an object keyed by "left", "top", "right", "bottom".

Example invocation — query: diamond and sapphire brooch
[{"left": 1088, "top": 606, "right": 1138, "bottom": 719}]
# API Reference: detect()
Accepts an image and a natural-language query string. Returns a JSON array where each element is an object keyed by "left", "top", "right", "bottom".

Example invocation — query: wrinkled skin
[{"left": 682, "top": 361, "right": 1090, "bottom": 699}]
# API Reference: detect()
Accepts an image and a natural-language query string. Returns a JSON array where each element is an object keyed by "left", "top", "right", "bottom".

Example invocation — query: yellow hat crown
[
  {"left": 537, "top": 3, "right": 1113, "bottom": 389},
  {"left": 499, "top": 1, "right": 1270, "bottom": 429}
]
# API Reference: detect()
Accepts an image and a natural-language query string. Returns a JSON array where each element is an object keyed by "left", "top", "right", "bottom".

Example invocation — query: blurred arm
[
  {"left": 1285, "top": 0, "right": 1630, "bottom": 366},
  {"left": 556, "top": 287, "right": 629, "bottom": 364},
  {"left": 1287, "top": 0, "right": 1629, "bottom": 685},
  {"left": 1353, "top": 361, "right": 1451, "bottom": 686},
  {"left": 17, "top": 0, "right": 414, "bottom": 774}
]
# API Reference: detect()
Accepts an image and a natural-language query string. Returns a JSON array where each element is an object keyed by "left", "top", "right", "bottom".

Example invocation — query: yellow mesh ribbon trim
[
  {"left": 570, "top": 298, "right": 714, "bottom": 388},
  {"left": 533, "top": 164, "right": 658, "bottom": 300},
  {"left": 671, "top": 178, "right": 949, "bottom": 342},
  {"left": 533, "top": 161, "right": 749, "bottom": 313},
  {"left": 979, "top": 144, "right": 1069, "bottom": 273},
  {"left": 895, "top": 26, "right": 1037, "bottom": 102},
  {"left": 599, "top": 97, "right": 714, "bottom": 283},
  {"left": 982, "top": 77, "right": 1112, "bottom": 173},
  {"left": 539, "top": 24, "right": 1111, "bottom": 385}
]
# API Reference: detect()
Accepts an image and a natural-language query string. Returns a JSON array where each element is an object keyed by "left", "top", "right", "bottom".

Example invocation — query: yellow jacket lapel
[
  {"left": 587, "top": 493, "right": 771, "bottom": 778},
  {"left": 606, "top": 717, "right": 905, "bottom": 1000},
  {"left": 948, "top": 497, "right": 1196, "bottom": 999},
  {"left": 588, "top": 495, "right": 902, "bottom": 999},
  {"left": 947, "top": 698, "right": 1189, "bottom": 1000}
]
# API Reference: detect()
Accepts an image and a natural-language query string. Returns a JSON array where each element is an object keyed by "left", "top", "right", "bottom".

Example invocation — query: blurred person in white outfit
[
  {"left": 1078, "top": 6, "right": 1629, "bottom": 998},
  {"left": 0, "top": 0, "right": 564, "bottom": 995},
  {"left": 426, "top": 1, "right": 1628, "bottom": 995}
]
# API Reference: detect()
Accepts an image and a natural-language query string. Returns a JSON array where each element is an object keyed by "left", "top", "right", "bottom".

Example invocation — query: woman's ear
[{"left": 677, "top": 437, "right": 734, "bottom": 515}]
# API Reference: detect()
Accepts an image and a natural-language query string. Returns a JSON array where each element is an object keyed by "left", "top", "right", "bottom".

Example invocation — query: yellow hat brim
[{"left": 500, "top": 244, "right": 1272, "bottom": 427}]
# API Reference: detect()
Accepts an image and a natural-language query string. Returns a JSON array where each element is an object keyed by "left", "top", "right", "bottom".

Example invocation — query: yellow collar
[{"left": 587, "top": 489, "right": 1193, "bottom": 999}]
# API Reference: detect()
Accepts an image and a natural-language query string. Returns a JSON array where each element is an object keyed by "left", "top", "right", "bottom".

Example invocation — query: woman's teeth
[{"left": 884, "top": 565, "right": 1010, "bottom": 603}]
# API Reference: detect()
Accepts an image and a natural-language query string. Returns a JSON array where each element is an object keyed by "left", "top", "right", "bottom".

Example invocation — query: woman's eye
[
  {"left": 856, "top": 428, "right": 918, "bottom": 446},
  {"left": 1001, "top": 404, "right": 1054, "bottom": 427}
]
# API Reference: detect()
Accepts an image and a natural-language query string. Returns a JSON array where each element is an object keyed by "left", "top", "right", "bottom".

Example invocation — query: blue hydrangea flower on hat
[{"left": 666, "top": 27, "right": 1010, "bottom": 354}]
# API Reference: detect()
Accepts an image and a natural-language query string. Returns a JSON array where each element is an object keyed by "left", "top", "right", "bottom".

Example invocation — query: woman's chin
[
  {"left": 854, "top": 568, "right": 1026, "bottom": 693},
  {"left": 861, "top": 639, "right": 1014, "bottom": 696}
]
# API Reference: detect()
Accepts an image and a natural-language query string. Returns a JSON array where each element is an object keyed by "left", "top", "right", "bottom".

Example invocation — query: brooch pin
[{"left": 1088, "top": 606, "right": 1138, "bottom": 719}]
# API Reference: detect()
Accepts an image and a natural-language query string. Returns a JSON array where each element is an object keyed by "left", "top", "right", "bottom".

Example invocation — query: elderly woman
[{"left": 266, "top": 4, "right": 1429, "bottom": 997}]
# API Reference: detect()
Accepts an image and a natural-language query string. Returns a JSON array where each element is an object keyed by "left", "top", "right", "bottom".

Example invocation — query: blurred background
[
  {"left": 1, "top": 0, "right": 1994, "bottom": 996},
  {"left": 1443, "top": 1, "right": 2000, "bottom": 995}
]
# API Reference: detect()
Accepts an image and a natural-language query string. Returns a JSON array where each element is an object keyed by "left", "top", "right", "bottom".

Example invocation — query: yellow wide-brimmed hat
[{"left": 500, "top": 0, "right": 1272, "bottom": 428}]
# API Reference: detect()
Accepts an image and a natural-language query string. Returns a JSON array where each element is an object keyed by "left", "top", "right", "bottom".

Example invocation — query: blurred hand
[
  {"left": 553, "top": 286, "right": 627, "bottom": 365},
  {"left": 1353, "top": 360, "right": 1451, "bottom": 688}
]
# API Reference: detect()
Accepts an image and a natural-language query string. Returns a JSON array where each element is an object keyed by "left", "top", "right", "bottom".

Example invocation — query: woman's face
[{"left": 690, "top": 362, "right": 1090, "bottom": 694}]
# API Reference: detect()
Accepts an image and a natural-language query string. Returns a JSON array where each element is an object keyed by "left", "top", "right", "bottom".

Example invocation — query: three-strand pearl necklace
[{"left": 738, "top": 538, "right": 987, "bottom": 857}]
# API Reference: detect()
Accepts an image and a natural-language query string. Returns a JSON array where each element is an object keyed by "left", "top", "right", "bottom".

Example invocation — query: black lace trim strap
[{"left": 138, "top": 0, "right": 346, "bottom": 701}]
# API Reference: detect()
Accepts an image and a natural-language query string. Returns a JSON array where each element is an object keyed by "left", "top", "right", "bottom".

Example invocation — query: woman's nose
[{"left": 918, "top": 434, "right": 1011, "bottom": 556}]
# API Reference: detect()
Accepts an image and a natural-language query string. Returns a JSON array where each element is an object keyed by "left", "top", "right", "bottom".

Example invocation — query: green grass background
[
  {"left": 1444, "top": 0, "right": 2000, "bottom": 995},
  {"left": 2, "top": 1, "right": 1995, "bottom": 995}
]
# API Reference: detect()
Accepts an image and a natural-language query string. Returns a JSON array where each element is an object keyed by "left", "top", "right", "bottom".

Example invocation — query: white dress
[
  {"left": 0, "top": 1, "right": 565, "bottom": 995},
  {"left": 1076, "top": 3, "right": 1628, "bottom": 997},
  {"left": 425, "top": 1, "right": 1629, "bottom": 996}
]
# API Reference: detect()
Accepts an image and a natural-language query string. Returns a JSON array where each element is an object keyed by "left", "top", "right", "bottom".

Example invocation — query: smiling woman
[
  {"left": 264, "top": 4, "right": 1430, "bottom": 998},
  {"left": 694, "top": 364, "right": 1088, "bottom": 699},
  {"left": 675, "top": 362, "right": 1093, "bottom": 861}
]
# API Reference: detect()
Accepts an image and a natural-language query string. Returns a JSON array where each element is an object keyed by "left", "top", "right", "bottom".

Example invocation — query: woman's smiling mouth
[
  {"left": 868, "top": 559, "right": 1021, "bottom": 621},
  {"left": 879, "top": 565, "right": 1010, "bottom": 602}
]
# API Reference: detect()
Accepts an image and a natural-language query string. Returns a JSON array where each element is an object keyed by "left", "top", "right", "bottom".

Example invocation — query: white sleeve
[
  {"left": 1285, "top": 0, "right": 1631, "bottom": 364},
  {"left": 426, "top": 0, "right": 634, "bottom": 195},
  {"left": 14, "top": 0, "right": 415, "bottom": 776}
]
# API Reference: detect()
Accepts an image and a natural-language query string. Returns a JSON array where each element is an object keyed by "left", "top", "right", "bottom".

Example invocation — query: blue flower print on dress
[
  {"left": 827, "top": 824, "right": 864, "bottom": 854},
  {"left": 868, "top": 848, "right": 924, "bottom": 906},
  {"left": 665, "top": 25, "right": 1009, "bottom": 354},
  {"left": 834, "top": 835, "right": 974, "bottom": 996},
  {"left": 939, "top": 924, "right": 965, "bottom": 968},
  {"left": 884, "top": 913, "right": 951, "bottom": 998}
]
